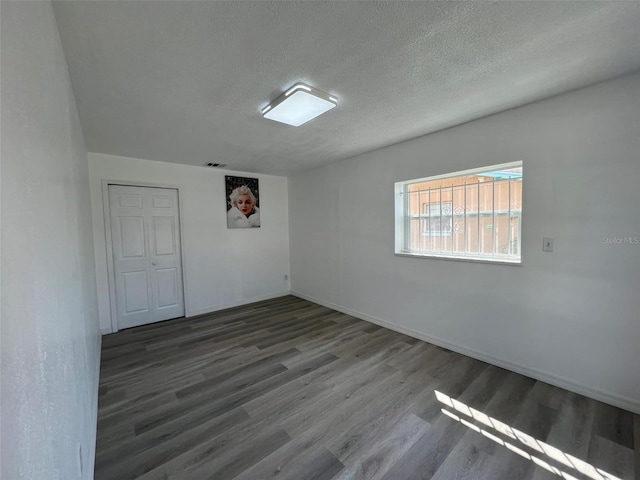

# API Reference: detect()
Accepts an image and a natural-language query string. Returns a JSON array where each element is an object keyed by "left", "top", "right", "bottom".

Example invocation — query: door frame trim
[{"left": 102, "top": 180, "right": 189, "bottom": 333}]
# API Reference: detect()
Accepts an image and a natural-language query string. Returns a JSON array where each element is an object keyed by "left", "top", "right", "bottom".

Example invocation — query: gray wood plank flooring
[{"left": 96, "top": 295, "right": 638, "bottom": 480}]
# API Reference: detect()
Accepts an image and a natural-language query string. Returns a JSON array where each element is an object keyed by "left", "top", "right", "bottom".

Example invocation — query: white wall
[
  {"left": 289, "top": 72, "right": 640, "bottom": 413},
  {"left": 1, "top": 2, "right": 101, "bottom": 479},
  {"left": 89, "top": 153, "right": 290, "bottom": 333}
]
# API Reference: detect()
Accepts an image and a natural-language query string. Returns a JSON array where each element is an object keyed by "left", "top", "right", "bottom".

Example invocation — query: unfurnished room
[{"left": 1, "top": 1, "right": 640, "bottom": 479}]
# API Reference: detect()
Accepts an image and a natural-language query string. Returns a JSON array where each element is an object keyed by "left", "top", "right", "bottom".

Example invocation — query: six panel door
[{"left": 109, "top": 185, "right": 185, "bottom": 329}]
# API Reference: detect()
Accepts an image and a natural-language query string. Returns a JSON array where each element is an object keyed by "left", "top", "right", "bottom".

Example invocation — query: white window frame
[{"left": 394, "top": 161, "right": 523, "bottom": 265}]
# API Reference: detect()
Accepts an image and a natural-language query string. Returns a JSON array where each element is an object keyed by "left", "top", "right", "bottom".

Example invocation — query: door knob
[{"left": 152, "top": 262, "right": 158, "bottom": 266}]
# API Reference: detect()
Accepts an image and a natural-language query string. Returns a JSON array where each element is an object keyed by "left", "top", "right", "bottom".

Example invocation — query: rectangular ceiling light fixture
[{"left": 262, "top": 83, "right": 337, "bottom": 126}]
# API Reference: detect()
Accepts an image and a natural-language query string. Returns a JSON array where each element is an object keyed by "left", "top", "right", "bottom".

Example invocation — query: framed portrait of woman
[{"left": 225, "top": 176, "right": 260, "bottom": 228}]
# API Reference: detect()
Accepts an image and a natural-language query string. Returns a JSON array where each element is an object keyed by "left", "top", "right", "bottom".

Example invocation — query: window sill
[{"left": 395, "top": 251, "right": 522, "bottom": 266}]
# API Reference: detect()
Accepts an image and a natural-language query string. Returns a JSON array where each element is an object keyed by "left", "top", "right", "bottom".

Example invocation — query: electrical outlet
[{"left": 542, "top": 238, "right": 554, "bottom": 252}]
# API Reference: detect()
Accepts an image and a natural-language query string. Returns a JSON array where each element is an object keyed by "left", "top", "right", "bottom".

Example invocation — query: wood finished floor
[{"left": 96, "top": 295, "right": 638, "bottom": 480}]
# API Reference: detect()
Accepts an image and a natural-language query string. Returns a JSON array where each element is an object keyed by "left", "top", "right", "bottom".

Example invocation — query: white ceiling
[{"left": 52, "top": 1, "right": 640, "bottom": 175}]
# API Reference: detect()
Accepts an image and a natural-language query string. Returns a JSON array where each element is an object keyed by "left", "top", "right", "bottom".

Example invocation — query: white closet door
[{"left": 109, "top": 185, "right": 184, "bottom": 329}]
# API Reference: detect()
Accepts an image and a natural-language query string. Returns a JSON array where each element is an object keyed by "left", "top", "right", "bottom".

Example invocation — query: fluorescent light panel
[{"left": 263, "top": 83, "right": 337, "bottom": 126}]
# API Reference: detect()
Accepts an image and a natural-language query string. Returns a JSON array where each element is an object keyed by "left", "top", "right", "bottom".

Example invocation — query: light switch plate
[{"left": 543, "top": 237, "right": 554, "bottom": 252}]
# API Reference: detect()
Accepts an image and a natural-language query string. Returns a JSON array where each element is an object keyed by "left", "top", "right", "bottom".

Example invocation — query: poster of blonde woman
[{"left": 225, "top": 176, "right": 260, "bottom": 228}]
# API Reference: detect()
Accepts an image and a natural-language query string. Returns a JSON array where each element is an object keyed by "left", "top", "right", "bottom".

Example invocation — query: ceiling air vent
[{"left": 204, "top": 163, "right": 227, "bottom": 168}]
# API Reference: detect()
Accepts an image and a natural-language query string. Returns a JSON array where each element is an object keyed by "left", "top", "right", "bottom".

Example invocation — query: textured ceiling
[{"left": 52, "top": 1, "right": 640, "bottom": 175}]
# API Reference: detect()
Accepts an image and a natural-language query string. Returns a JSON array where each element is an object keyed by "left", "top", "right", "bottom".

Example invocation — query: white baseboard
[
  {"left": 186, "top": 291, "right": 292, "bottom": 318},
  {"left": 100, "top": 292, "right": 292, "bottom": 334},
  {"left": 88, "top": 332, "right": 102, "bottom": 478},
  {"left": 292, "top": 290, "right": 640, "bottom": 415}
]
